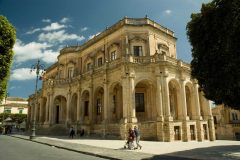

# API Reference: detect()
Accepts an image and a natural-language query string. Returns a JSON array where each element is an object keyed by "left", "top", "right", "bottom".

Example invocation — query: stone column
[
  {"left": 156, "top": 74, "right": 164, "bottom": 141},
  {"left": 44, "top": 94, "right": 49, "bottom": 124},
  {"left": 102, "top": 81, "right": 109, "bottom": 137},
  {"left": 161, "top": 71, "right": 170, "bottom": 119},
  {"left": 179, "top": 77, "right": 188, "bottom": 120},
  {"left": 39, "top": 98, "right": 44, "bottom": 123},
  {"left": 121, "top": 77, "right": 128, "bottom": 122},
  {"left": 125, "top": 35, "right": 129, "bottom": 55},
  {"left": 77, "top": 88, "right": 81, "bottom": 122},
  {"left": 156, "top": 75, "right": 163, "bottom": 119},
  {"left": 89, "top": 86, "right": 93, "bottom": 124},
  {"left": 161, "top": 70, "right": 173, "bottom": 142},
  {"left": 48, "top": 92, "right": 54, "bottom": 125},
  {"left": 129, "top": 75, "right": 137, "bottom": 123},
  {"left": 66, "top": 91, "right": 71, "bottom": 125},
  {"left": 179, "top": 77, "right": 189, "bottom": 142},
  {"left": 192, "top": 80, "right": 202, "bottom": 120},
  {"left": 192, "top": 80, "right": 203, "bottom": 141}
]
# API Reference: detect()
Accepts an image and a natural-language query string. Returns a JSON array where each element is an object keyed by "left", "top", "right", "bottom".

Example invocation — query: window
[
  {"left": 135, "top": 93, "right": 145, "bottom": 112},
  {"left": 157, "top": 43, "right": 169, "bottom": 55},
  {"left": 4, "top": 108, "right": 11, "bottom": 113},
  {"left": 133, "top": 46, "right": 143, "bottom": 56},
  {"left": 84, "top": 101, "right": 89, "bottom": 116},
  {"left": 113, "top": 95, "right": 116, "bottom": 113},
  {"left": 58, "top": 70, "right": 62, "bottom": 79},
  {"left": 111, "top": 51, "right": 117, "bottom": 60},
  {"left": 213, "top": 116, "right": 217, "bottom": 124},
  {"left": 232, "top": 112, "right": 238, "bottom": 121},
  {"left": 232, "top": 113, "right": 236, "bottom": 120},
  {"left": 98, "top": 57, "right": 103, "bottom": 66},
  {"left": 18, "top": 108, "right": 23, "bottom": 114},
  {"left": 68, "top": 67, "right": 74, "bottom": 78},
  {"left": 87, "top": 63, "right": 91, "bottom": 71},
  {"left": 96, "top": 98, "right": 102, "bottom": 115}
]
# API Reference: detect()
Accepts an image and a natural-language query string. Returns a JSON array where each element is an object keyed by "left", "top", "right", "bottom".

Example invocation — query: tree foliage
[
  {"left": 187, "top": 0, "right": 240, "bottom": 109},
  {"left": 0, "top": 16, "right": 16, "bottom": 101},
  {"left": 0, "top": 113, "right": 27, "bottom": 124}
]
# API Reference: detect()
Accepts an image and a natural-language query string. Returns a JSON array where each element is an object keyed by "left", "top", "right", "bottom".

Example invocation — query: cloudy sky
[{"left": 0, "top": 0, "right": 210, "bottom": 99}]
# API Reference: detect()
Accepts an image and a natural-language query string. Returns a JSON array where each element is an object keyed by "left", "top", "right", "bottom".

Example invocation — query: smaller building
[
  {"left": 212, "top": 104, "right": 240, "bottom": 140},
  {"left": 0, "top": 97, "right": 28, "bottom": 114}
]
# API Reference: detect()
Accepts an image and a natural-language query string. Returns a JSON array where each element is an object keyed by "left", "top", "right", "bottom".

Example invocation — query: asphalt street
[{"left": 0, "top": 135, "right": 108, "bottom": 160}]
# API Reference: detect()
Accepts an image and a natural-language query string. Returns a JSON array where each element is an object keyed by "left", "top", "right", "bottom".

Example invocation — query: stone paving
[{"left": 8, "top": 134, "right": 240, "bottom": 160}]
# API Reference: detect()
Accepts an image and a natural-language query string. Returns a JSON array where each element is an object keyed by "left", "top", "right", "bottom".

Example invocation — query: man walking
[{"left": 134, "top": 126, "right": 142, "bottom": 149}]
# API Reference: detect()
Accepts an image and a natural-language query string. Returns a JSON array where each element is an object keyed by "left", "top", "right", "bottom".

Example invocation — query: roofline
[{"left": 59, "top": 17, "right": 176, "bottom": 56}]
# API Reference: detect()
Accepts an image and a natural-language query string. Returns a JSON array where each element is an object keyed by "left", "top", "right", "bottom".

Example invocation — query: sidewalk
[{"left": 9, "top": 134, "right": 240, "bottom": 160}]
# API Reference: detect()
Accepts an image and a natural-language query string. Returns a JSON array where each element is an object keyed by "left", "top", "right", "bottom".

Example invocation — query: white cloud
[
  {"left": 60, "top": 17, "right": 70, "bottom": 23},
  {"left": 9, "top": 86, "right": 21, "bottom": 90},
  {"left": 42, "top": 18, "right": 51, "bottom": 23},
  {"left": 164, "top": 9, "right": 172, "bottom": 15},
  {"left": 88, "top": 32, "right": 101, "bottom": 40},
  {"left": 13, "top": 39, "right": 58, "bottom": 64},
  {"left": 81, "top": 27, "right": 88, "bottom": 32},
  {"left": 42, "top": 22, "right": 66, "bottom": 31},
  {"left": 10, "top": 68, "right": 37, "bottom": 81},
  {"left": 26, "top": 28, "right": 41, "bottom": 34},
  {"left": 39, "top": 30, "right": 85, "bottom": 43}
]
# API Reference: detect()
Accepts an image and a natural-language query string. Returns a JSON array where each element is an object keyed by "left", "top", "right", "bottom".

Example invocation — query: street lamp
[{"left": 30, "top": 59, "right": 45, "bottom": 140}]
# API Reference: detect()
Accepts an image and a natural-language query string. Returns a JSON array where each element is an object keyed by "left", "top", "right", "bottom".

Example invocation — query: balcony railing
[{"left": 43, "top": 54, "right": 190, "bottom": 86}]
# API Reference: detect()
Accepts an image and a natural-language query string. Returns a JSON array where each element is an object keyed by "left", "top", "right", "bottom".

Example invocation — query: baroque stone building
[
  {"left": 212, "top": 104, "right": 240, "bottom": 140},
  {"left": 28, "top": 17, "right": 215, "bottom": 141}
]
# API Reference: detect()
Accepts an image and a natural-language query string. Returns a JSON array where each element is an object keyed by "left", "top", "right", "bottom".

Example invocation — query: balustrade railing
[{"left": 43, "top": 54, "right": 190, "bottom": 86}]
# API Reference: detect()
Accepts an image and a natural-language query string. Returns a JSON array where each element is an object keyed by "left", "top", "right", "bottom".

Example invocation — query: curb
[{"left": 9, "top": 135, "right": 121, "bottom": 160}]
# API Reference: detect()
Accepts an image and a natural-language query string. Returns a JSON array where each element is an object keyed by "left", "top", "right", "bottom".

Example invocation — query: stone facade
[
  {"left": 28, "top": 17, "right": 215, "bottom": 141},
  {"left": 212, "top": 104, "right": 240, "bottom": 140},
  {"left": 0, "top": 97, "right": 28, "bottom": 114}
]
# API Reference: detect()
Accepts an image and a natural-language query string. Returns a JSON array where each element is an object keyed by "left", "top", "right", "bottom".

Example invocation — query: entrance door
[
  {"left": 56, "top": 105, "right": 60, "bottom": 124},
  {"left": 190, "top": 125, "right": 196, "bottom": 140},
  {"left": 174, "top": 126, "right": 181, "bottom": 140},
  {"left": 203, "top": 124, "right": 208, "bottom": 140}
]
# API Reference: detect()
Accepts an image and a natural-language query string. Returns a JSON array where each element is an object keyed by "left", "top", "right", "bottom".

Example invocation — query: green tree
[
  {"left": 186, "top": 0, "right": 240, "bottom": 109},
  {"left": 0, "top": 113, "right": 27, "bottom": 124},
  {"left": 0, "top": 16, "right": 16, "bottom": 101}
]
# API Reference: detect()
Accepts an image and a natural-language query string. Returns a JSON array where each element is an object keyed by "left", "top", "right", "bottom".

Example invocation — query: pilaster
[
  {"left": 179, "top": 76, "right": 189, "bottom": 120},
  {"left": 76, "top": 88, "right": 81, "bottom": 122},
  {"left": 66, "top": 91, "right": 71, "bottom": 125},
  {"left": 192, "top": 80, "right": 202, "bottom": 120}
]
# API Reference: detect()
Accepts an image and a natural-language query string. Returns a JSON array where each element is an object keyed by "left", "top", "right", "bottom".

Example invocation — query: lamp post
[{"left": 30, "top": 59, "right": 45, "bottom": 140}]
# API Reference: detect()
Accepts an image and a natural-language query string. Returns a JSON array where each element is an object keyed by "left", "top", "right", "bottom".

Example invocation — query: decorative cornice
[{"left": 59, "top": 17, "right": 175, "bottom": 56}]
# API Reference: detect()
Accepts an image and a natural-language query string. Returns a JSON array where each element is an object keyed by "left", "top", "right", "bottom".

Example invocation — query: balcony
[{"left": 43, "top": 54, "right": 190, "bottom": 87}]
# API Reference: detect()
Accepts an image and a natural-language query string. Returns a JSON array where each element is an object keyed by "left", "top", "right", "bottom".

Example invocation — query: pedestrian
[
  {"left": 69, "top": 127, "right": 75, "bottom": 139},
  {"left": 134, "top": 126, "right": 142, "bottom": 149},
  {"left": 80, "top": 128, "right": 85, "bottom": 137},
  {"left": 124, "top": 128, "right": 135, "bottom": 150}
]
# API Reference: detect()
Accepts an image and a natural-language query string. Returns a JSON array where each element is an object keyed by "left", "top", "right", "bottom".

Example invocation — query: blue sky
[{"left": 0, "top": 0, "right": 210, "bottom": 99}]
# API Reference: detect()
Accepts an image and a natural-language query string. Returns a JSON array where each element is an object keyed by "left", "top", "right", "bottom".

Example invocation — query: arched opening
[
  {"left": 168, "top": 80, "right": 180, "bottom": 120},
  {"left": 109, "top": 83, "right": 123, "bottom": 123},
  {"left": 185, "top": 83, "right": 194, "bottom": 120},
  {"left": 135, "top": 80, "right": 155, "bottom": 122},
  {"left": 94, "top": 87, "right": 104, "bottom": 124},
  {"left": 54, "top": 95, "right": 67, "bottom": 124},
  {"left": 70, "top": 93, "right": 77, "bottom": 123},
  {"left": 82, "top": 90, "right": 90, "bottom": 122}
]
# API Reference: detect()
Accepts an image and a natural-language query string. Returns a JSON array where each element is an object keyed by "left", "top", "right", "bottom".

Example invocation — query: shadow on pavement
[{"left": 143, "top": 145, "right": 240, "bottom": 160}]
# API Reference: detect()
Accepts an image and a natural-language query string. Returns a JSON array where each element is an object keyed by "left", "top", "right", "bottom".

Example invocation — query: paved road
[{"left": 0, "top": 135, "right": 108, "bottom": 160}]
